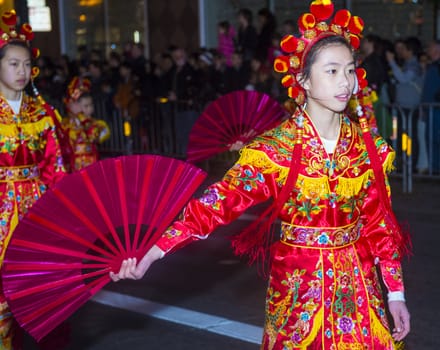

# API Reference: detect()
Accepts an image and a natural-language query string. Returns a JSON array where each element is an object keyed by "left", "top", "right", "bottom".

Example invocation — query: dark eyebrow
[
  {"left": 7, "top": 58, "right": 31, "bottom": 62},
  {"left": 323, "top": 61, "right": 355, "bottom": 67}
]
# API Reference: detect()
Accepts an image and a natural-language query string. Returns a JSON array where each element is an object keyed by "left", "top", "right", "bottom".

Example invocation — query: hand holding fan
[
  {"left": 186, "top": 90, "right": 288, "bottom": 163},
  {"left": 1, "top": 155, "right": 206, "bottom": 341}
]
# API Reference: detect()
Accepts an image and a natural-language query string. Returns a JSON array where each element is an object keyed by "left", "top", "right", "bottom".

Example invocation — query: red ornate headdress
[
  {"left": 64, "top": 76, "right": 92, "bottom": 105},
  {"left": 0, "top": 10, "right": 40, "bottom": 79},
  {"left": 274, "top": 0, "right": 367, "bottom": 104}
]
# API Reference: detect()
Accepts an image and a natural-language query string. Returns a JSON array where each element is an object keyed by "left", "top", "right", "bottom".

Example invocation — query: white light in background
[
  {"left": 28, "top": 6, "right": 52, "bottom": 32},
  {"left": 133, "top": 30, "right": 140, "bottom": 43},
  {"left": 27, "top": 0, "right": 46, "bottom": 6}
]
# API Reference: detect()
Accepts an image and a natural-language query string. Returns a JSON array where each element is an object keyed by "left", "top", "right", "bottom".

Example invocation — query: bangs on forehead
[
  {"left": 3, "top": 43, "right": 32, "bottom": 59},
  {"left": 314, "top": 43, "right": 355, "bottom": 65}
]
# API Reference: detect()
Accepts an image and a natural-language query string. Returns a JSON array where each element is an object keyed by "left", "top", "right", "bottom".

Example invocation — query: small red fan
[
  {"left": 1, "top": 155, "right": 206, "bottom": 341},
  {"left": 186, "top": 90, "right": 288, "bottom": 163}
]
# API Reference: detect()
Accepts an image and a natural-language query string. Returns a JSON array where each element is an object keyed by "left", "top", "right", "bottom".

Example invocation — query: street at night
[{"left": 22, "top": 166, "right": 440, "bottom": 350}]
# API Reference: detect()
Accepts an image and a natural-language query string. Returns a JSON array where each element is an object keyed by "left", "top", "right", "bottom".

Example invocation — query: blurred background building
[{"left": 0, "top": 0, "right": 438, "bottom": 61}]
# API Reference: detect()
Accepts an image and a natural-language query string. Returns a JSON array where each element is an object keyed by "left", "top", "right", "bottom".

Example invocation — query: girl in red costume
[
  {"left": 0, "top": 10, "right": 66, "bottom": 349},
  {"left": 62, "top": 77, "right": 110, "bottom": 171},
  {"left": 112, "top": 1, "right": 411, "bottom": 349}
]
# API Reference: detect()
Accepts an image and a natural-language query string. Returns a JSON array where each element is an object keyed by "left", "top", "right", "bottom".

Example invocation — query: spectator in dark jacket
[
  {"left": 419, "top": 40, "right": 440, "bottom": 173},
  {"left": 360, "top": 34, "right": 388, "bottom": 92},
  {"left": 224, "top": 51, "right": 251, "bottom": 93},
  {"left": 236, "top": 8, "right": 258, "bottom": 62},
  {"left": 130, "top": 43, "right": 147, "bottom": 81},
  {"left": 255, "top": 8, "right": 277, "bottom": 63},
  {"left": 169, "top": 47, "right": 200, "bottom": 156},
  {"left": 211, "top": 51, "right": 228, "bottom": 97}
]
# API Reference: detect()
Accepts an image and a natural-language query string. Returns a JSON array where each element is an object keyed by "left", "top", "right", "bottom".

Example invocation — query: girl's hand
[
  {"left": 228, "top": 140, "right": 244, "bottom": 151},
  {"left": 109, "top": 245, "right": 164, "bottom": 282},
  {"left": 228, "top": 129, "right": 257, "bottom": 151},
  {"left": 388, "top": 300, "right": 410, "bottom": 341}
]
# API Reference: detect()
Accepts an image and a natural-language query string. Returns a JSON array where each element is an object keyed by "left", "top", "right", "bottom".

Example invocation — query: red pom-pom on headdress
[
  {"left": 281, "top": 75, "right": 295, "bottom": 88},
  {"left": 332, "top": 9, "right": 351, "bottom": 28},
  {"left": 20, "top": 23, "right": 34, "bottom": 41},
  {"left": 2, "top": 10, "right": 17, "bottom": 27},
  {"left": 32, "top": 47, "right": 40, "bottom": 59},
  {"left": 349, "top": 34, "right": 361, "bottom": 50},
  {"left": 274, "top": 56, "right": 290, "bottom": 73},
  {"left": 310, "top": 0, "right": 334, "bottom": 21},
  {"left": 356, "top": 68, "right": 368, "bottom": 90},
  {"left": 31, "top": 66, "right": 40, "bottom": 79},
  {"left": 298, "top": 13, "right": 316, "bottom": 33},
  {"left": 348, "top": 16, "right": 364, "bottom": 35},
  {"left": 280, "top": 35, "right": 303, "bottom": 53}
]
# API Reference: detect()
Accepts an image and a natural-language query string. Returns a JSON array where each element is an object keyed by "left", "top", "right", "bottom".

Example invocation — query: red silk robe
[
  {"left": 156, "top": 109, "right": 405, "bottom": 350},
  {"left": 0, "top": 94, "right": 66, "bottom": 348},
  {"left": 61, "top": 113, "right": 110, "bottom": 171}
]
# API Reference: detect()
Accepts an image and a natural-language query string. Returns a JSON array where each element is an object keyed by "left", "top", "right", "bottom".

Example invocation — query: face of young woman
[
  {"left": 0, "top": 45, "right": 31, "bottom": 100},
  {"left": 302, "top": 43, "right": 356, "bottom": 115}
]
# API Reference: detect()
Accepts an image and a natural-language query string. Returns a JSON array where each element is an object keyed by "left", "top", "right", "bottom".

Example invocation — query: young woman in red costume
[
  {"left": 0, "top": 10, "right": 67, "bottom": 349},
  {"left": 112, "top": 1, "right": 411, "bottom": 349}
]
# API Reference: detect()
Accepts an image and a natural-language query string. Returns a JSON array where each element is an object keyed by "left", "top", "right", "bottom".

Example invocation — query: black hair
[
  {"left": 0, "top": 41, "right": 32, "bottom": 61},
  {"left": 364, "top": 34, "right": 381, "bottom": 51},
  {"left": 218, "top": 20, "right": 230, "bottom": 32},
  {"left": 404, "top": 36, "right": 423, "bottom": 58},
  {"left": 299, "top": 35, "right": 354, "bottom": 84},
  {"left": 257, "top": 8, "right": 272, "bottom": 19},
  {"left": 238, "top": 8, "right": 253, "bottom": 24}
]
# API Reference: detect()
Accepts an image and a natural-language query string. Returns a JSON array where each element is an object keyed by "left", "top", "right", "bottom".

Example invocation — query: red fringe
[
  {"left": 360, "top": 116, "right": 413, "bottom": 258},
  {"left": 230, "top": 203, "right": 279, "bottom": 277}
]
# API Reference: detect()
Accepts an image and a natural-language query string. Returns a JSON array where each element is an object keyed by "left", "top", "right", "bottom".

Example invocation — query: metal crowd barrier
[
  {"left": 49, "top": 94, "right": 439, "bottom": 193},
  {"left": 420, "top": 103, "right": 440, "bottom": 178},
  {"left": 375, "top": 102, "right": 440, "bottom": 193},
  {"left": 96, "top": 98, "right": 204, "bottom": 159}
]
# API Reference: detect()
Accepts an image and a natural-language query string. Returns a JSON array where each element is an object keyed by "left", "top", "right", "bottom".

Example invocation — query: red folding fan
[
  {"left": 186, "top": 90, "right": 288, "bottom": 163},
  {"left": 1, "top": 155, "right": 206, "bottom": 341}
]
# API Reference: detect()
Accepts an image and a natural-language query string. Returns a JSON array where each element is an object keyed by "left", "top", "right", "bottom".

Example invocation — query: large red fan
[
  {"left": 187, "top": 90, "right": 288, "bottom": 163},
  {"left": 2, "top": 155, "right": 206, "bottom": 341}
]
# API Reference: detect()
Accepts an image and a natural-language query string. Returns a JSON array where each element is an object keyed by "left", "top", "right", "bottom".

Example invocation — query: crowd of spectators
[
  {"left": 358, "top": 34, "right": 440, "bottom": 174},
  {"left": 33, "top": 7, "right": 292, "bottom": 116},
  {"left": 32, "top": 7, "right": 440, "bottom": 171}
]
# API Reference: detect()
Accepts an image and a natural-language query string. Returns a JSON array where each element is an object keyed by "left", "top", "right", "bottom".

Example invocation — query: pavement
[{"left": 21, "top": 161, "right": 440, "bottom": 350}]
